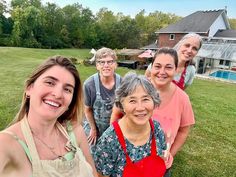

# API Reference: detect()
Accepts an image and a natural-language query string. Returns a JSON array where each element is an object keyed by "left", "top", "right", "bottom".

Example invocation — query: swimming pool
[{"left": 209, "top": 70, "right": 236, "bottom": 81}]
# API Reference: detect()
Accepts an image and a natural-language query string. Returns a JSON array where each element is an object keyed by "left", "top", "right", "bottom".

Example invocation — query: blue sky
[{"left": 42, "top": 0, "right": 236, "bottom": 18}]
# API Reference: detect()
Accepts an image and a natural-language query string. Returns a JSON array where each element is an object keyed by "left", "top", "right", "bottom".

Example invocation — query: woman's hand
[{"left": 87, "top": 128, "right": 98, "bottom": 145}]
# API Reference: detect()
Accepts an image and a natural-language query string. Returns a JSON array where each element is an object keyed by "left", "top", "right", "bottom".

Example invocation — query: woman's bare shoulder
[
  {"left": 69, "top": 121, "right": 86, "bottom": 145},
  {"left": 0, "top": 122, "right": 26, "bottom": 160}
]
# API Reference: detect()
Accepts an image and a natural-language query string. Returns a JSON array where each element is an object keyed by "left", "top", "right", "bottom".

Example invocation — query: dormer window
[{"left": 169, "top": 34, "right": 175, "bottom": 40}]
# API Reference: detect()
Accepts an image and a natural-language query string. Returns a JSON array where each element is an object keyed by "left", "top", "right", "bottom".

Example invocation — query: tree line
[{"left": 0, "top": 0, "right": 235, "bottom": 49}]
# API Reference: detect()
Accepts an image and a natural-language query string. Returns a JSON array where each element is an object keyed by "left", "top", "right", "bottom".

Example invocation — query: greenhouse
[{"left": 195, "top": 41, "right": 236, "bottom": 74}]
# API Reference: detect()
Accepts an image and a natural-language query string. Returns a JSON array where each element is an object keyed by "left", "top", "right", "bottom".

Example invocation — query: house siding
[
  {"left": 209, "top": 15, "right": 228, "bottom": 37},
  {"left": 158, "top": 33, "right": 186, "bottom": 48},
  {"left": 158, "top": 32, "right": 208, "bottom": 48}
]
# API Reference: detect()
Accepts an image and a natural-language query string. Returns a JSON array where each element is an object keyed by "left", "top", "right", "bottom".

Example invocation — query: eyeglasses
[{"left": 96, "top": 60, "right": 115, "bottom": 66}]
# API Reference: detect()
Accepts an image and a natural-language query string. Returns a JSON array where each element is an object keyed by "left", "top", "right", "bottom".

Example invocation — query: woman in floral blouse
[{"left": 94, "top": 72, "right": 167, "bottom": 177}]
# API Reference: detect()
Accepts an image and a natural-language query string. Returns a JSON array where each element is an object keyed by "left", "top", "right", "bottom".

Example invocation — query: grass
[{"left": 0, "top": 47, "right": 235, "bottom": 177}]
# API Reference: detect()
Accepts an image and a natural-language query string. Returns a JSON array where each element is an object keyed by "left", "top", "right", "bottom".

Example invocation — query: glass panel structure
[{"left": 197, "top": 43, "right": 236, "bottom": 62}]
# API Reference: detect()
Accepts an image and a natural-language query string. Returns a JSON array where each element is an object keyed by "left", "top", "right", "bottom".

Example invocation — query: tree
[
  {"left": 135, "top": 10, "right": 181, "bottom": 45},
  {"left": 95, "top": 8, "right": 117, "bottom": 47},
  {"left": 11, "top": 5, "right": 42, "bottom": 47},
  {"left": 109, "top": 16, "right": 140, "bottom": 48},
  {"left": 40, "top": 3, "right": 64, "bottom": 48},
  {"left": 11, "top": 0, "right": 41, "bottom": 9},
  {"left": 229, "top": 18, "right": 236, "bottom": 30}
]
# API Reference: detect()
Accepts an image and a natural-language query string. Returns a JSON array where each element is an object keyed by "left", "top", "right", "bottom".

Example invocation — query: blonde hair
[{"left": 95, "top": 47, "right": 117, "bottom": 61}]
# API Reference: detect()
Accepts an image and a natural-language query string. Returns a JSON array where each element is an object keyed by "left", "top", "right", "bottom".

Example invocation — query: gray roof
[
  {"left": 156, "top": 9, "right": 227, "bottom": 33},
  {"left": 214, "top": 29, "right": 236, "bottom": 38},
  {"left": 140, "top": 43, "right": 158, "bottom": 50}
]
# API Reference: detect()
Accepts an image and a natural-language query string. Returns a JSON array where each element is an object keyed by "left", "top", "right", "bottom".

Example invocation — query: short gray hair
[
  {"left": 115, "top": 72, "right": 160, "bottom": 111},
  {"left": 95, "top": 47, "right": 117, "bottom": 61}
]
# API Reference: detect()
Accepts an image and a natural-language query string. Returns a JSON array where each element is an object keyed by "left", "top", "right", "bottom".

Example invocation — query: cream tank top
[{"left": 21, "top": 117, "right": 94, "bottom": 177}]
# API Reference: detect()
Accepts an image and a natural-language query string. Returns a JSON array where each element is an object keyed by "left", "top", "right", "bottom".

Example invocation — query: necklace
[{"left": 31, "top": 126, "right": 66, "bottom": 161}]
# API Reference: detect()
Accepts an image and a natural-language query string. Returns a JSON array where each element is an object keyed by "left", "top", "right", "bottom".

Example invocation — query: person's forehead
[
  {"left": 98, "top": 56, "right": 114, "bottom": 61},
  {"left": 183, "top": 37, "right": 200, "bottom": 45}
]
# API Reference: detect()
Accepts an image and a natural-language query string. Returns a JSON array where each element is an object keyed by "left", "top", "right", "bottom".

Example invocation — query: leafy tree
[
  {"left": 95, "top": 8, "right": 117, "bottom": 47},
  {"left": 109, "top": 16, "right": 140, "bottom": 48},
  {"left": 60, "top": 25, "right": 70, "bottom": 47},
  {"left": 135, "top": 10, "right": 181, "bottom": 45},
  {"left": 40, "top": 3, "right": 64, "bottom": 48},
  {"left": 229, "top": 18, "right": 236, "bottom": 30},
  {"left": 11, "top": 0, "right": 41, "bottom": 8},
  {"left": 0, "top": 0, "right": 7, "bottom": 14},
  {"left": 11, "top": 5, "right": 42, "bottom": 47},
  {"left": 61, "top": 3, "right": 96, "bottom": 48}
]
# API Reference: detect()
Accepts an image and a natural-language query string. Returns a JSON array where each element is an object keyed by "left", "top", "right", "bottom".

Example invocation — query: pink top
[{"left": 152, "top": 85, "right": 195, "bottom": 168}]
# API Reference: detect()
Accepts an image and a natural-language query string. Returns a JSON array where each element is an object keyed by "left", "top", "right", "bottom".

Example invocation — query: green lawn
[{"left": 0, "top": 47, "right": 235, "bottom": 177}]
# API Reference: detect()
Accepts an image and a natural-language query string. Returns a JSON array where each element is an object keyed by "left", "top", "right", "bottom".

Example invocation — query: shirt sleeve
[
  {"left": 83, "top": 82, "right": 92, "bottom": 107},
  {"left": 180, "top": 94, "right": 195, "bottom": 127},
  {"left": 185, "top": 65, "right": 196, "bottom": 87}
]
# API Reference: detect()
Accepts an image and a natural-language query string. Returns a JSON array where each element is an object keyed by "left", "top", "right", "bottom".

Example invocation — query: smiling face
[
  {"left": 178, "top": 36, "right": 201, "bottom": 62},
  {"left": 26, "top": 65, "right": 75, "bottom": 120},
  {"left": 151, "top": 53, "right": 176, "bottom": 88},
  {"left": 96, "top": 56, "right": 117, "bottom": 78},
  {"left": 122, "top": 85, "right": 155, "bottom": 126}
]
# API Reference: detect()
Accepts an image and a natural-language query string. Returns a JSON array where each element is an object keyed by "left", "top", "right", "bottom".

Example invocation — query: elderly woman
[{"left": 94, "top": 72, "right": 167, "bottom": 177}]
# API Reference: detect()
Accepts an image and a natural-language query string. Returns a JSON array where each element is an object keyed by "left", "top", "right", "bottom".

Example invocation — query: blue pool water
[{"left": 210, "top": 70, "right": 236, "bottom": 81}]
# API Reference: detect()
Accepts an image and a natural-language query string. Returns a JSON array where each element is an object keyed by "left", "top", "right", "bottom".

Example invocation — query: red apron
[
  {"left": 113, "top": 119, "right": 166, "bottom": 177},
  {"left": 172, "top": 66, "right": 187, "bottom": 90}
]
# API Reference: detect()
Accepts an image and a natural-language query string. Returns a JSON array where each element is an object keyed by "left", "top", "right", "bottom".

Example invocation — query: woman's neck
[
  {"left": 27, "top": 112, "right": 57, "bottom": 137},
  {"left": 178, "top": 59, "right": 186, "bottom": 68},
  {"left": 156, "top": 82, "right": 172, "bottom": 93},
  {"left": 157, "top": 83, "right": 176, "bottom": 108},
  {"left": 100, "top": 74, "right": 115, "bottom": 89},
  {"left": 119, "top": 117, "right": 151, "bottom": 146}
]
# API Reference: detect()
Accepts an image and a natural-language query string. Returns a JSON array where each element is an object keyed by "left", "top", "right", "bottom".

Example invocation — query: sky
[
  {"left": 4, "top": 0, "right": 236, "bottom": 18},
  {"left": 40, "top": 0, "right": 236, "bottom": 18}
]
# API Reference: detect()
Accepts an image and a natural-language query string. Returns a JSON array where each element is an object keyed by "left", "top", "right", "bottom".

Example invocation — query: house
[
  {"left": 152, "top": 9, "right": 236, "bottom": 74},
  {"left": 156, "top": 9, "right": 230, "bottom": 48}
]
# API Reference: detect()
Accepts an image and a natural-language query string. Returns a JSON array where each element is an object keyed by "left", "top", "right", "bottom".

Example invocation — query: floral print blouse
[{"left": 94, "top": 120, "right": 166, "bottom": 177}]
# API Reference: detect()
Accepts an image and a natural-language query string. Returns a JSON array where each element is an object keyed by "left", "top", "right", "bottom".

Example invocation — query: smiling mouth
[
  {"left": 135, "top": 113, "right": 147, "bottom": 117},
  {"left": 157, "top": 76, "right": 168, "bottom": 80},
  {"left": 44, "top": 100, "right": 61, "bottom": 108}
]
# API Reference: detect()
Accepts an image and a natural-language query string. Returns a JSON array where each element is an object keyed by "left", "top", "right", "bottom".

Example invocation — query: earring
[{"left": 26, "top": 95, "right": 30, "bottom": 98}]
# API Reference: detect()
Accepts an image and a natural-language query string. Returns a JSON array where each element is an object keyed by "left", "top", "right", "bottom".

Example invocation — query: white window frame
[{"left": 169, "top": 34, "right": 175, "bottom": 40}]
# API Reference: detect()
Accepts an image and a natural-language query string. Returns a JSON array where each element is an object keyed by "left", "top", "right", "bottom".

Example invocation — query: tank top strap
[
  {"left": 20, "top": 116, "right": 42, "bottom": 170},
  {"left": 112, "top": 121, "right": 132, "bottom": 164},
  {"left": 57, "top": 121, "right": 77, "bottom": 152},
  {"left": 65, "top": 121, "right": 78, "bottom": 147},
  {"left": 0, "top": 130, "right": 32, "bottom": 162},
  {"left": 56, "top": 122, "right": 70, "bottom": 140}
]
